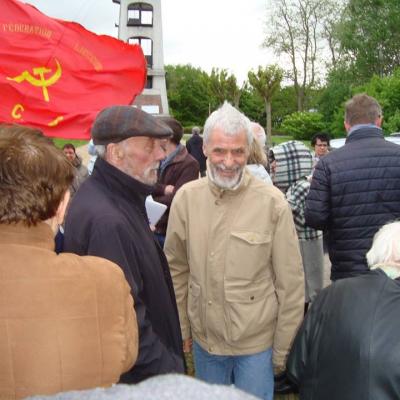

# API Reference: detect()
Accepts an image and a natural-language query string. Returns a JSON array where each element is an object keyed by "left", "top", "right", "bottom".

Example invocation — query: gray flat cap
[{"left": 91, "top": 105, "right": 172, "bottom": 145}]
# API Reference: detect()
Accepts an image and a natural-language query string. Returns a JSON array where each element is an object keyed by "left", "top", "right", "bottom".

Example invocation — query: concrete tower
[{"left": 113, "top": 0, "right": 169, "bottom": 115}]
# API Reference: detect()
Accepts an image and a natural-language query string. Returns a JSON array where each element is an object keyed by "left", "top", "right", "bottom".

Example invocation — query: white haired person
[
  {"left": 165, "top": 102, "right": 304, "bottom": 400},
  {"left": 287, "top": 221, "right": 400, "bottom": 399}
]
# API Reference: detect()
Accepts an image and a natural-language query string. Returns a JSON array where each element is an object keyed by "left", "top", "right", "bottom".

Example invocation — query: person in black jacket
[
  {"left": 64, "top": 106, "right": 185, "bottom": 383},
  {"left": 186, "top": 126, "right": 207, "bottom": 176},
  {"left": 305, "top": 93, "right": 400, "bottom": 280},
  {"left": 287, "top": 221, "right": 400, "bottom": 400}
]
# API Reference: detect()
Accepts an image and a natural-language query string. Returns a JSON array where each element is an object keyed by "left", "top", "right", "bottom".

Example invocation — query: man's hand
[
  {"left": 183, "top": 337, "right": 192, "bottom": 353},
  {"left": 164, "top": 185, "right": 174, "bottom": 195}
]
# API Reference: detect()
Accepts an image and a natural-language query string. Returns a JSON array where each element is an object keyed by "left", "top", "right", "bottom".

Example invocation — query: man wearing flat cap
[{"left": 64, "top": 106, "right": 185, "bottom": 383}]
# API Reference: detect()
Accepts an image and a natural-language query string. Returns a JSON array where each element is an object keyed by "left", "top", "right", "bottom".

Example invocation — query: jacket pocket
[
  {"left": 187, "top": 279, "right": 203, "bottom": 336},
  {"left": 225, "top": 281, "right": 277, "bottom": 343},
  {"left": 226, "top": 231, "right": 272, "bottom": 280}
]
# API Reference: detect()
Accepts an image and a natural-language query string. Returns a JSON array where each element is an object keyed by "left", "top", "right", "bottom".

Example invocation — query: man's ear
[
  {"left": 55, "top": 190, "right": 71, "bottom": 226},
  {"left": 106, "top": 143, "right": 123, "bottom": 165},
  {"left": 203, "top": 143, "right": 208, "bottom": 157},
  {"left": 375, "top": 116, "right": 383, "bottom": 128},
  {"left": 344, "top": 120, "right": 351, "bottom": 133}
]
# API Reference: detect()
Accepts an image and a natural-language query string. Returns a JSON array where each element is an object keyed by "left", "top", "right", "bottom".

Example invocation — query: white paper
[{"left": 145, "top": 195, "right": 167, "bottom": 226}]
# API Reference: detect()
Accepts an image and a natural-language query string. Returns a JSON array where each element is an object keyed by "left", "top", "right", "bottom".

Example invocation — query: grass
[
  {"left": 271, "top": 135, "right": 311, "bottom": 148},
  {"left": 52, "top": 138, "right": 89, "bottom": 149}
]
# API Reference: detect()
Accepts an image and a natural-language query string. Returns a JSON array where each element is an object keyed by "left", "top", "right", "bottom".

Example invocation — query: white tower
[{"left": 113, "top": 0, "right": 169, "bottom": 115}]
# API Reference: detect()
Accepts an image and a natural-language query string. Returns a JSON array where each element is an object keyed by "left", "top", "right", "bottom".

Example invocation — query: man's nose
[{"left": 223, "top": 152, "right": 235, "bottom": 168}]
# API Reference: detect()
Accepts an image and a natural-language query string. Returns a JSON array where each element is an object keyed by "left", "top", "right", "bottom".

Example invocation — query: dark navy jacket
[
  {"left": 305, "top": 127, "right": 400, "bottom": 280},
  {"left": 287, "top": 269, "right": 400, "bottom": 400},
  {"left": 186, "top": 134, "right": 207, "bottom": 173},
  {"left": 64, "top": 157, "right": 184, "bottom": 383}
]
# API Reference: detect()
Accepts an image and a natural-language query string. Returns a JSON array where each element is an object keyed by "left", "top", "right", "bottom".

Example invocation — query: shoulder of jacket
[
  {"left": 180, "top": 177, "right": 207, "bottom": 192},
  {"left": 58, "top": 253, "right": 126, "bottom": 283},
  {"left": 248, "top": 177, "right": 284, "bottom": 199},
  {"left": 172, "top": 178, "right": 208, "bottom": 206},
  {"left": 245, "top": 179, "right": 289, "bottom": 213}
]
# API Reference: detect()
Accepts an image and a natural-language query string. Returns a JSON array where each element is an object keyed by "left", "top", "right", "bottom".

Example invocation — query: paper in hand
[{"left": 145, "top": 195, "right": 167, "bottom": 226}]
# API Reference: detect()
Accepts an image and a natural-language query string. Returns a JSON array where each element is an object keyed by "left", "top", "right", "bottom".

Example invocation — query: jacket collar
[
  {"left": 207, "top": 165, "right": 251, "bottom": 198},
  {"left": 345, "top": 126, "right": 384, "bottom": 144},
  {"left": 160, "top": 144, "right": 187, "bottom": 176},
  {"left": 172, "top": 144, "right": 189, "bottom": 164},
  {"left": 0, "top": 222, "right": 54, "bottom": 250},
  {"left": 93, "top": 157, "right": 153, "bottom": 206}
]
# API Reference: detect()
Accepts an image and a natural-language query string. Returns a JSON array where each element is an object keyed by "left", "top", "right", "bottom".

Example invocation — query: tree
[
  {"left": 355, "top": 68, "right": 400, "bottom": 133},
  {"left": 336, "top": 0, "right": 400, "bottom": 81},
  {"left": 209, "top": 68, "right": 242, "bottom": 108},
  {"left": 239, "top": 84, "right": 266, "bottom": 127},
  {"left": 264, "top": 0, "right": 344, "bottom": 110},
  {"left": 165, "top": 64, "right": 211, "bottom": 127},
  {"left": 248, "top": 65, "right": 284, "bottom": 146},
  {"left": 280, "top": 111, "right": 326, "bottom": 140},
  {"left": 317, "top": 63, "right": 354, "bottom": 127},
  {"left": 268, "top": 86, "right": 298, "bottom": 130}
]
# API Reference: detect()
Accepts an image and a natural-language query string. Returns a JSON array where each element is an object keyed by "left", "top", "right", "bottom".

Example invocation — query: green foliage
[
  {"left": 165, "top": 64, "right": 211, "bottom": 127},
  {"left": 208, "top": 68, "right": 241, "bottom": 108},
  {"left": 317, "top": 65, "right": 354, "bottom": 126},
  {"left": 271, "top": 86, "right": 298, "bottom": 129},
  {"left": 280, "top": 111, "right": 327, "bottom": 140},
  {"left": 384, "top": 110, "right": 400, "bottom": 134},
  {"left": 353, "top": 68, "right": 400, "bottom": 133},
  {"left": 329, "top": 108, "right": 347, "bottom": 138},
  {"left": 337, "top": 0, "right": 400, "bottom": 81},
  {"left": 248, "top": 65, "right": 284, "bottom": 102},
  {"left": 239, "top": 85, "right": 266, "bottom": 126},
  {"left": 248, "top": 65, "right": 284, "bottom": 145}
]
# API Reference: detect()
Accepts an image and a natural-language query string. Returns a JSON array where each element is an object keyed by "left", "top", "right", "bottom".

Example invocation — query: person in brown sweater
[{"left": 0, "top": 124, "right": 138, "bottom": 399}]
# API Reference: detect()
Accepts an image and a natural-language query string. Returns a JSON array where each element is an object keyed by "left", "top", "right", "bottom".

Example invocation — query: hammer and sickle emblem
[{"left": 7, "top": 59, "right": 62, "bottom": 102}]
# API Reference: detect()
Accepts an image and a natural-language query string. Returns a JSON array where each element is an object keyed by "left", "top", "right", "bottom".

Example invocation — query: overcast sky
[{"left": 26, "top": 0, "right": 275, "bottom": 84}]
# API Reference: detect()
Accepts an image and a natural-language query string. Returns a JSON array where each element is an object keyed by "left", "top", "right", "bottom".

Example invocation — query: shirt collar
[{"left": 348, "top": 123, "right": 382, "bottom": 136}]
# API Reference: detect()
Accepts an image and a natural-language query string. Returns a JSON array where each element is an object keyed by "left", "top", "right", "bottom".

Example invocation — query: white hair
[
  {"left": 94, "top": 144, "right": 106, "bottom": 159},
  {"left": 203, "top": 102, "right": 253, "bottom": 145},
  {"left": 192, "top": 126, "right": 201, "bottom": 135},
  {"left": 366, "top": 221, "right": 400, "bottom": 267},
  {"left": 250, "top": 122, "right": 266, "bottom": 147}
]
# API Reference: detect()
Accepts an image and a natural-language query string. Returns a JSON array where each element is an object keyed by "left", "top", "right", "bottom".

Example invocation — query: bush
[
  {"left": 280, "top": 111, "right": 327, "bottom": 140},
  {"left": 384, "top": 110, "right": 400, "bottom": 133}
]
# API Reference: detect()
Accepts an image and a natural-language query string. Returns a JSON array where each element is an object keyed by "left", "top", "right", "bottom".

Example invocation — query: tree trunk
[
  {"left": 297, "top": 85, "right": 304, "bottom": 111},
  {"left": 265, "top": 100, "right": 272, "bottom": 147}
]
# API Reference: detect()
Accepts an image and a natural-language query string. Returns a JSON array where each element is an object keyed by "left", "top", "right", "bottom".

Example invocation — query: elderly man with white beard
[{"left": 165, "top": 102, "right": 304, "bottom": 400}]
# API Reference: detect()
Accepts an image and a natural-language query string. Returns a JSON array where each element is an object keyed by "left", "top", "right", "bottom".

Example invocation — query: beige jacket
[
  {"left": 0, "top": 223, "right": 138, "bottom": 399},
  {"left": 165, "top": 170, "right": 304, "bottom": 369}
]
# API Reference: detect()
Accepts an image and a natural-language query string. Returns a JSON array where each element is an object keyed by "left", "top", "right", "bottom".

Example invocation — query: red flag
[{"left": 0, "top": 0, "right": 147, "bottom": 139}]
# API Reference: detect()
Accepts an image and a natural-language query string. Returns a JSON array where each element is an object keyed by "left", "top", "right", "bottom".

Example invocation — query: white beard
[{"left": 208, "top": 163, "right": 244, "bottom": 190}]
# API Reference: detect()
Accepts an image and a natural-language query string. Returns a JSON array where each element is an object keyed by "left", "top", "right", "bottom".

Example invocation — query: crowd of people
[{"left": 1, "top": 93, "right": 400, "bottom": 400}]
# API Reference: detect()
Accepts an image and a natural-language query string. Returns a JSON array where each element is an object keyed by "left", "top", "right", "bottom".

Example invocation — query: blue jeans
[{"left": 193, "top": 342, "right": 274, "bottom": 400}]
